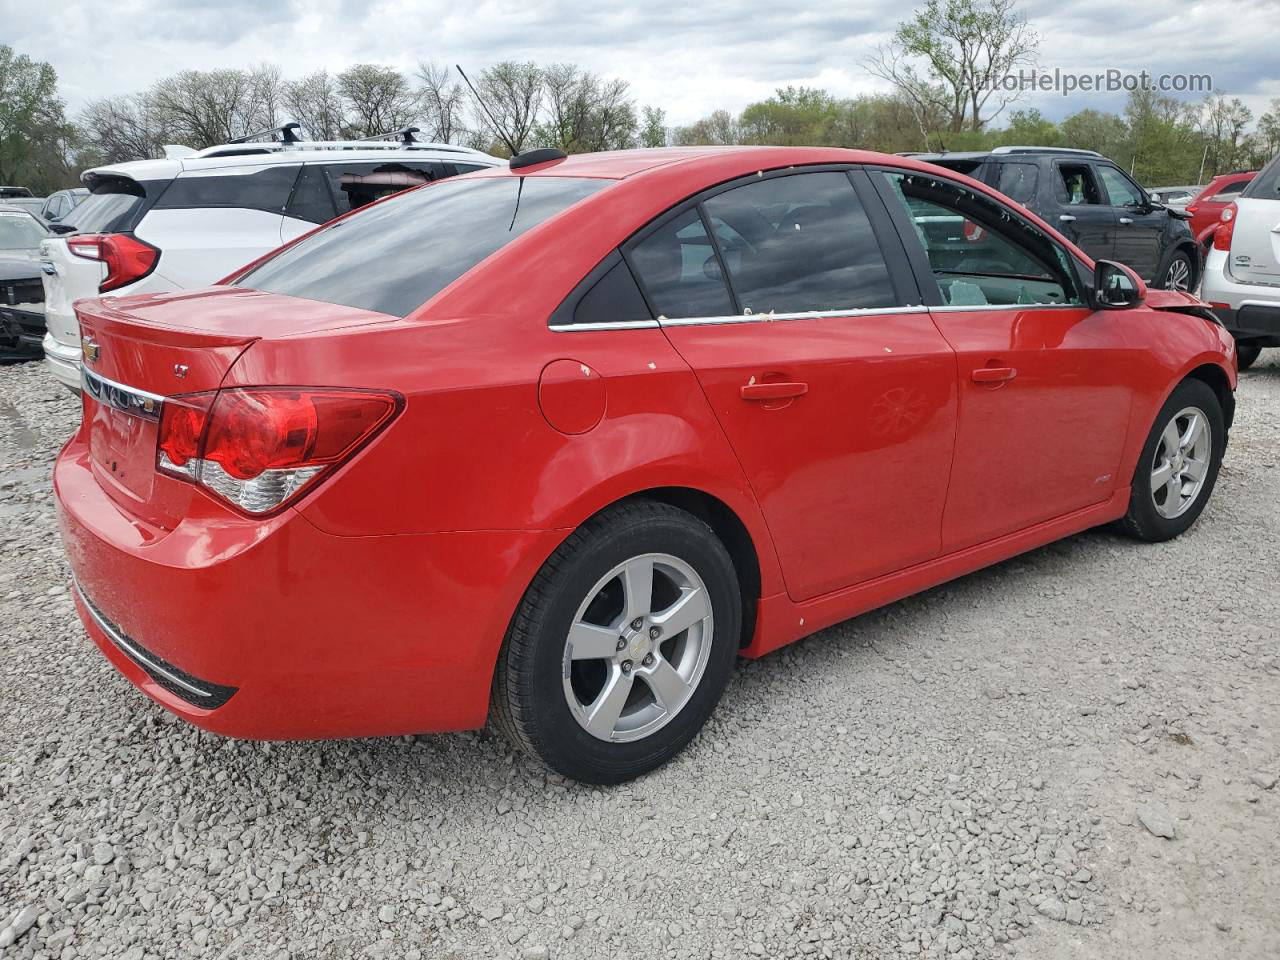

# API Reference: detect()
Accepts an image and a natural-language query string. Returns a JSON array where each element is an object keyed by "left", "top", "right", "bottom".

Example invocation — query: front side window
[
  {"left": 1096, "top": 165, "right": 1144, "bottom": 207},
  {"left": 1056, "top": 164, "right": 1102, "bottom": 206},
  {"left": 700, "top": 172, "right": 898, "bottom": 313},
  {"left": 239, "top": 175, "right": 610, "bottom": 317},
  {"left": 880, "top": 171, "right": 1082, "bottom": 307}
]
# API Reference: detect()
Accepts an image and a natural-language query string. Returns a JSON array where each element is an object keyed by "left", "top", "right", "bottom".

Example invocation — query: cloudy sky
[{"left": 9, "top": 0, "right": 1280, "bottom": 128}]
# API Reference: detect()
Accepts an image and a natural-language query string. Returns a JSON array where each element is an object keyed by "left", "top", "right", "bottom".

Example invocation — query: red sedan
[
  {"left": 1187, "top": 171, "right": 1256, "bottom": 249},
  {"left": 56, "top": 147, "right": 1237, "bottom": 783}
]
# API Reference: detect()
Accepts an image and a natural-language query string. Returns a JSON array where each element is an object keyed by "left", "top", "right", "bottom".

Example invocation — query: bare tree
[
  {"left": 469, "top": 61, "right": 543, "bottom": 154},
  {"left": 672, "top": 109, "right": 741, "bottom": 146},
  {"left": 538, "top": 65, "right": 636, "bottom": 151},
  {"left": 866, "top": 0, "right": 1039, "bottom": 135},
  {"left": 283, "top": 71, "right": 344, "bottom": 141},
  {"left": 149, "top": 69, "right": 265, "bottom": 146},
  {"left": 78, "top": 94, "right": 171, "bottom": 163},
  {"left": 416, "top": 62, "right": 467, "bottom": 143},
  {"left": 336, "top": 64, "right": 417, "bottom": 138}
]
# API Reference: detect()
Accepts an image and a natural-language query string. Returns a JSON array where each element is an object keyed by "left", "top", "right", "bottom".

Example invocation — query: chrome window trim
[
  {"left": 72, "top": 581, "right": 215, "bottom": 700},
  {"left": 548, "top": 301, "right": 1086, "bottom": 332},
  {"left": 81, "top": 367, "right": 165, "bottom": 421}
]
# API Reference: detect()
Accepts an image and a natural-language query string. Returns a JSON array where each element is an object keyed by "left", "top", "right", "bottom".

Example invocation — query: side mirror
[{"left": 1094, "top": 259, "right": 1146, "bottom": 309}]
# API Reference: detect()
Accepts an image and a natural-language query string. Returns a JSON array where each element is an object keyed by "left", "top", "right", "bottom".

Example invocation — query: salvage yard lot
[{"left": 1, "top": 357, "right": 1277, "bottom": 960}]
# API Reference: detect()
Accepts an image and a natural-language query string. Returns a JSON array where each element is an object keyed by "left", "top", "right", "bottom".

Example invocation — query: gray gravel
[{"left": 1, "top": 354, "right": 1278, "bottom": 960}]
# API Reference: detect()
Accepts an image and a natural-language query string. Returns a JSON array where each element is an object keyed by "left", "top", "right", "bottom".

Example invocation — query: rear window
[
  {"left": 64, "top": 177, "right": 155, "bottom": 233},
  {"left": 1244, "top": 157, "right": 1280, "bottom": 200},
  {"left": 238, "top": 176, "right": 610, "bottom": 317}
]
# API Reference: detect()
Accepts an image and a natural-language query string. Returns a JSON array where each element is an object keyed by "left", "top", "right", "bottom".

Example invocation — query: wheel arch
[{"left": 1184, "top": 361, "right": 1235, "bottom": 433}]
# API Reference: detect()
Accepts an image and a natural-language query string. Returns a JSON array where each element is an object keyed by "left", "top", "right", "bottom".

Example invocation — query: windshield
[
  {"left": 238, "top": 175, "right": 611, "bottom": 317},
  {"left": 0, "top": 211, "right": 47, "bottom": 249}
]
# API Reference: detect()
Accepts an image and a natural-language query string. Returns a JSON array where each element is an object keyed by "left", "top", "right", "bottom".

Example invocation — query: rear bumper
[
  {"left": 43, "top": 332, "right": 82, "bottom": 392},
  {"left": 1201, "top": 250, "right": 1280, "bottom": 343},
  {"left": 56, "top": 433, "right": 565, "bottom": 739}
]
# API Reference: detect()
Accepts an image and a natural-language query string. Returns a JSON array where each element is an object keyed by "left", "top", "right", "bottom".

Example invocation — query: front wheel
[
  {"left": 1117, "top": 379, "right": 1225, "bottom": 542},
  {"left": 1158, "top": 251, "right": 1195, "bottom": 292},
  {"left": 492, "top": 500, "right": 741, "bottom": 784}
]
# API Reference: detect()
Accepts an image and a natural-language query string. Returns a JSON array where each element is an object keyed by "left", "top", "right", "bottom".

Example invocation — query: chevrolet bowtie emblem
[{"left": 82, "top": 336, "right": 100, "bottom": 364}]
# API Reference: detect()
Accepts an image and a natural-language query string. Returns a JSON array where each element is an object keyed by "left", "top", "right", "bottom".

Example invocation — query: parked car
[
  {"left": 56, "top": 146, "right": 1236, "bottom": 784},
  {"left": 1, "top": 197, "right": 49, "bottom": 222},
  {"left": 1186, "top": 171, "right": 1256, "bottom": 251},
  {"left": 39, "top": 125, "right": 502, "bottom": 392},
  {"left": 0, "top": 186, "right": 34, "bottom": 199},
  {"left": 1148, "top": 185, "right": 1199, "bottom": 208},
  {"left": 1200, "top": 154, "right": 1280, "bottom": 369},
  {"left": 41, "top": 187, "right": 88, "bottom": 223},
  {"left": 911, "top": 146, "right": 1201, "bottom": 292},
  {"left": 0, "top": 206, "right": 50, "bottom": 362}
]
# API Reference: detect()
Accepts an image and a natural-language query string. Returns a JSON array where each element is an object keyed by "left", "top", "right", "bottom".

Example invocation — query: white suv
[
  {"left": 40, "top": 126, "right": 501, "bottom": 391},
  {"left": 1201, "top": 153, "right": 1280, "bottom": 370}
]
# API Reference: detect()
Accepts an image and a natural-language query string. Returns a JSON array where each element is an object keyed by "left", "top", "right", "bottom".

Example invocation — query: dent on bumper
[{"left": 56, "top": 436, "right": 568, "bottom": 739}]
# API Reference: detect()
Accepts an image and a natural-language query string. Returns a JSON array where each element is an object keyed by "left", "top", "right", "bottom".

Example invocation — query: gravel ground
[{"left": 1, "top": 354, "right": 1277, "bottom": 960}]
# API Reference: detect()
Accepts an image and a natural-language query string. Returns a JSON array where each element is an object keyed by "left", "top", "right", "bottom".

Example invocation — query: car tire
[
  {"left": 1116, "top": 378, "right": 1225, "bottom": 543},
  {"left": 1236, "top": 343, "right": 1262, "bottom": 371},
  {"left": 1157, "top": 251, "right": 1195, "bottom": 292},
  {"left": 492, "top": 500, "right": 741, "bottom": 784}
]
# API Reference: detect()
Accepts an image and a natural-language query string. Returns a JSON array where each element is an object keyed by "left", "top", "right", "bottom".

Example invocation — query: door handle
[
  {"left": 1119, "top": 217, "right": 1134, "bottom": 225},
  {"left": 971, "top": 366, "right": 1017, "bottom": 384},
  {"left": 1059, "top": 214, "right": 1077, "bottom": 223},
  {"left": 741, "top": 381, "right": 808, "bottom": 401}
]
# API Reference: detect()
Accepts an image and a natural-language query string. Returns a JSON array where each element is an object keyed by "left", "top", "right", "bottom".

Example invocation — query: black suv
[{"left": 909, "top": 147, "right": 1199, "bottom": 291}]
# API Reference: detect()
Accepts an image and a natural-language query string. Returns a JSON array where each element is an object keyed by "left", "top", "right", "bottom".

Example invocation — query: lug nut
[
  {"left": 648, "top": 626, "right": 661, "bottom": 639},
  {"left": 642, "top": 654, "right": 654, "bottom": 667},
  {"left": 621, "top": 660, "right": 633, "bottom": 673},
  {"left": 631, "top": 618, "right": 644, "bottom": 630},
  {"left": 616, "top": 638, "right": 627, "bottom": 651}
]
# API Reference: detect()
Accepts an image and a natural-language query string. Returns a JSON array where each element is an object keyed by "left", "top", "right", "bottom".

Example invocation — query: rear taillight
[
  {"left": 1212, "top": 203, "right": 1238, "bottom": 252},
  {"left": 67, "top": 233, "right": 159, "bottom": 292},
  {"left": 157, "top": 387, "right": 401, "bottom": 515}
]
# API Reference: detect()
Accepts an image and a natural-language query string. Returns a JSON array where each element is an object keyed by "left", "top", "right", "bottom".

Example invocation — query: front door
[
  {"left": 1096, "top": 163, "right": 1164, "bottom": 282},
  {"left": 873, "top": 168, "right": 1135, "bottom": 551},
  {"left": 626, "top": 171, "right": 959, "bottom": 601}
]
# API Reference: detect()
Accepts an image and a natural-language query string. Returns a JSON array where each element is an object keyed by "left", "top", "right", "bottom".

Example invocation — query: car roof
[{"left": 82, "top": 148, "right": 503, "bottom": 185}]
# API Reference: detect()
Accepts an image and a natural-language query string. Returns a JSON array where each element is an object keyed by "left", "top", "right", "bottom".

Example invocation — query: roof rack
[
  {"left": 183, "top": 121, "right": 494, "bottom": 160},
  {"left": 990, "top": 146, "right": 1102, "bottom": 158}
]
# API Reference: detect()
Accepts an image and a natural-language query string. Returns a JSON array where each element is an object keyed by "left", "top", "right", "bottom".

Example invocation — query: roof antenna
[{"left": 455, "top": 64, "right": 519, "bottom": 157}]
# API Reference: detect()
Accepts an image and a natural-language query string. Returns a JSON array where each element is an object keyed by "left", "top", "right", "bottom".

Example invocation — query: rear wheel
[
  {"left": 492, "top": 500, "right": 741, "bottom": 784},
  {"left": 1117, "top": 379, "right": 1224, "bottom": 542},
  {"left": 1236, "top": 343, "right": 1262, "bottom": 371},
  {"left": 1159, "top": 251, "right": 1194, "bottom": 292}
]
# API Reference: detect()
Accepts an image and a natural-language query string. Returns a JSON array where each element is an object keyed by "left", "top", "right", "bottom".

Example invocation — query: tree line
[{"left": 2, "top": 0, "right": 1279, "bottom": 196}]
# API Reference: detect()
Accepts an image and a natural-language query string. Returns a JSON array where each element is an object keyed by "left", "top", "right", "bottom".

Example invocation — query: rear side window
[
  {"left": 63, "top": 177, "right": 155, "bottom": 233},
  {"left": 1055, "top": 164, "right": 1102, "bottom": 205},
  {"left": 1244, "top": 158, "right": 1280, "bottom": 200},
  {"left": 154, "top": 165, "right": 298, "bottom": 213},
  {"left": 323, "top": 161, "right": 452, "bottom": 215},
  {"left": 994, "top": 162, "right": 1039, "bottom": 205},
  {"left": 1214, "top": 182, "right": 1247, "bottom": 200},
  {"left": 701, "top": 172, "right": 897, "bottom": 313},
  {"left": 627, "top": 208, "right": 735, "bottom": 319},
  {"left": 286, "top": 165, "right": 337, "bottom": 224},
  {"left": 239, "top": 176, "right": 610, "bottom": 317}
]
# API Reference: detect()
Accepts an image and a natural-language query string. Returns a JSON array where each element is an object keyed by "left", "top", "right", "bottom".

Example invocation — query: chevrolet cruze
[{"left": 56, "top": 147, "right": 1236, "bottom": 783}]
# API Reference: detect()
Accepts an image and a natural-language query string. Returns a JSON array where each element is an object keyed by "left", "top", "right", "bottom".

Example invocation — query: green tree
[
  {"left": 639, "top": 106, "right": 667, "bottom": 148},
  {"left": 0, "top": 45, "right": 78, "bottom": 192}
]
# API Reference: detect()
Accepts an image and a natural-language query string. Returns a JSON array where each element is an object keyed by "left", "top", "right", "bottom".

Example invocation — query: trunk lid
[
  {"left": 75, "top": 286, "right": 398, "bottom": 528},
  {"left": 1228, "top": 197, "right": 1280, "bottom": 285}
]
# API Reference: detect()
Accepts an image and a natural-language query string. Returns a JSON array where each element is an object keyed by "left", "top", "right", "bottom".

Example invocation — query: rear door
[
  {"left": 137, "top": 163, "right": 299, "bottom": 284},
  {"left": 1229, "top": 160, "right": 1280, "bottom": 284},
  {"left": 1051, "top": 161, "right": 1117, "bottom": 262},
  {"left": 631, "top": 169, "right": 958, "bottom": 601},
  {"left": 873, "top": 167, "right": 1134, "bottom": 551},
  {"left": 1095, "top": 163, "right": 1163, "bottom": 281}
]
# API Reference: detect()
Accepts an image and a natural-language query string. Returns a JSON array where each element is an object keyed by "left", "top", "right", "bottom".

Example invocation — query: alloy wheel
[
  {"left": 1164, "top": 257, "right": 1192, "bottom": 291},
  {"left": 1150, "top": 405, "right": 1211, "bottom": 519},
  {"left": 562, "top": 553, "right": 714, "bottom": 743}
]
